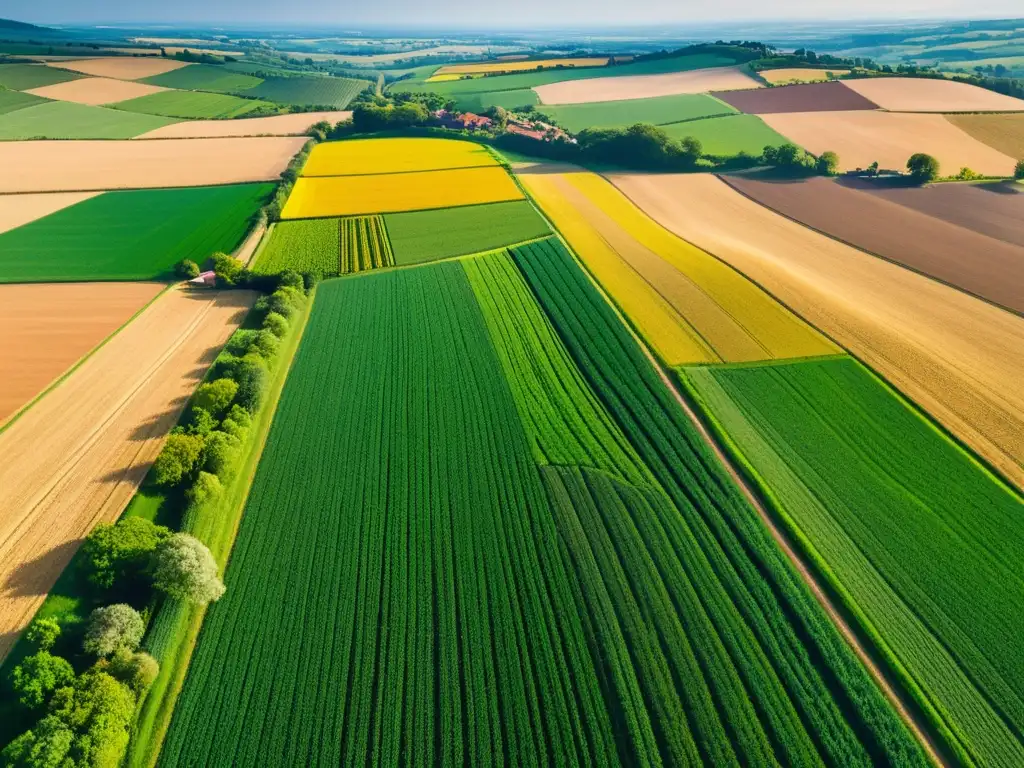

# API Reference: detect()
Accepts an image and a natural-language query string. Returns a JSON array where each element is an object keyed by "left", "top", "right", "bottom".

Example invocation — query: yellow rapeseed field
[
  {"left": 301, "top": 137, "right": 498, "bottom": 177},
  {"left": 520, "top": 169, "right": 838, "bottom": 365},
  {"left": 282, "top": 166, "right": 524, "bottom": 219},
  {"left": 425, "top": 73, "right": 470, "bottom": 82},
  {"left": 437, "top": 57, "right": 614, "bottom": 75}
]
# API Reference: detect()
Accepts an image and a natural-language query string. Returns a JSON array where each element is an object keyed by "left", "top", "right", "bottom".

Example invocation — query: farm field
[
  {"left": 282, "top": 166, "right": 523, "bottom": 218},
  {"left": 253, "top": 216, "right": 396, "bottom": 275},
  {"left": 135, "top": 110, "right": 352, "bottom": 138},
  {"left": 0, "top": 63, "right": 83, "bottom": 90},
  {"left": 679, "top": 356, "right": 1024, "bottom": 767},
  {"left": 759, "top": 67, "right": 851, "bottom": 83},
  {"left": 841, "top": 76, "right": 1024, "bottom": 111},
  {"left": 534, "top": 66, "right": 761, "bottom": 105},
  {"left": 437, "top": 57, "right": 615, "bottom": 75},
  {"left": 609, "top": 171, "right": 1024, "bottom": 488},
  {"left": 160, "top": 252, "right": 924, "bottom": 767},
  {"left": 520, "top": 169, "right": 837, "bottom": 364},
  {"left": 661, "top": 113, "right": 789, "bottom": 156},
  {"left": 946, "top": 112, "right": 1024, "bottom": 157},
  {"left": 0, "top": 100, "right": 178, "bottom": 139},
  {"left": 711, "top": 80, "right": 880, "bottom": 113},
  {"left": 141, "top": 63, "right": 262, "bottom": 92},
  {"left": 0, "top": 183, "right": 272, "bottom": 282},
  {"left": 24, "top": 76, "right": 166, "bottom": 105},
  {"left": 761, "top": 110, "right": 1018, "bottom": 175},
  {"left": 241, "top": 75, "right": 371, "bottom": 107},
  {"left": 0, "top": 136, "right": 306, "bottom": 193},
  {"left": 454, "top": 88, "right": 540, "bottom": 111},
  {"left": 47, "top": 57, "right": 189, "bottom": 79},
  {"left": 114, "top": 89, "right": 272, "bottom": 118},
  {"left": 300, "top": 136, "right": 497, "bottom": 176},
  {"left": 0, "top": 287, "right": 254, "bottom": 661},
  {"left": 0, "top": 281, "right": 163, "bottom": 424},
  {"left": 0, "top": 89, "right": 46, "bottom": 115},
  {"left": 384, "top": 200, "right": 551, "bottom": 264},
  {"left": 724, "top": 174, "right": 1024, "bottom": 313},
  {"left": 536, "top": 92, "right": 736, "bottom": 132},
  {"left": 0, "top": 191, "right": 99, "bottom": 234}
]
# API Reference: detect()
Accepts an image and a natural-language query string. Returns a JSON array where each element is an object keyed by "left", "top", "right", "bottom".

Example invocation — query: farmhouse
[{"left": 433, "top": 109, "right": 493, "bottom": 130}]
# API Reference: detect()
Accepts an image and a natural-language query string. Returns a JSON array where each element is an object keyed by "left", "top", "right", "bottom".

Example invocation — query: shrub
[
  {"left": 81, "top": 517, "right": 170, "bottom": 591},
  {"left": 107, "top": 650, "right": 159, "bottom": 696},
  {"left": 203, "top": 431, "right": 242, "bottom": 479},
  {"left": 25, "top": 618, "right": 61, "bottom": 651},
  {"left": 151, "top": 433, "right": 205, "bottom": 487},
  {"left": 267, "top": 286, "right": 305, "bottom": 319},
  {"left": 817, "top": 150, "right": 840, "bottom": 176},
  {"left": 83, "top": 604, "right": 145, "bottom": 657},
  {"left": 907, "top": 152, "right": 940, "bottom": 183},
  {"left": 192, "top": 378, "right": 238, "bottom": 418},
  {"left": 212, "top": 252, "right": 244, "bottom": 287},
  {"left": 248, "top": 329, "right": 280, "bottom": 360},
  {"left": 1016, "top": 159, "right": 1024, "bottom": 179},
  {"left": 226, "top": 355, "right": 269, "bottom": 413},
  {"left": 956, "top": 166, "right": 982, "bottom": 180},
  {"left": 151, "top": 534, "right": 225, "bottom": 604},
  {"left": 186, "top": 406, "right": 217, "bottom": 437},
  {"left": 262, "top": 311, "right": 289, "bottom": 339},
  {"left": 186, "top": 470, "right": 224, "bottom": 507},
  {"left": 11, "top": 652, "right": 74, "bottom": 709},
  {"left": 277, "top": 269, "right": 304, "bottom": 292},
  {"left": 220, "top": 404, "right": 253, "bottom": 439},
  {"left": 173, "top": 259, "right": 200, "bottom": 280}
]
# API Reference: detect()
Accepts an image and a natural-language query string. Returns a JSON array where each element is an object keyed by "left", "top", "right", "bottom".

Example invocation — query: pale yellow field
[
  {"left": 610, "top": 172, "right": 1024, "bottom": 489},
  {"left": 162, "top": 47, "right": 240, "bottom": 57},
  {"left": 761, "top": 110, "right": 1018, "bottom": 176},
  {"left": 520, "top": 169, "right": 837, "bottom": 365},
  {"left": 47, "top": 57, "right": 190, "bottom": 79},
  {"left": 25, "top": 76, "right": 167, "bottom": 105},
  {"left": 534, "top": 66, "right": 762, "bottom": 105},
  {"left": 0, "top": 192, "right": 100, "bottom": 234},
  {"left": 301, "top": 137, "right": 497, "bottom": 176},
  {"left": 426, "top": 73, "right": 473, "bottom": 82},
  {"left": 438, "top": 57, "right": 613, "bottom": 75},
  {"left": 760, "top": 68, "right": 850, "bottom": 84},
  {"left": 841, "top": 76, "right": 1024, "bottom": 112},
  {"left": 136, "top": 111, "right": 352, "bottom": 139},
  {"left": 283, "top": 166, "right": 523, "bottom": 218}
]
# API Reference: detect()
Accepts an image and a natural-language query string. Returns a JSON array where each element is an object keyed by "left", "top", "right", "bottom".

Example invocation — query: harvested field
[
  {"left": 0, "top": 101, "right": 177, "bottom": 140},
  {"left": 24, "top": 76, "right": 166, "bottom": 105},
  {"left": 661, "top": 113, "right": 789, "bottom": 156},
  {"left": 0, "top": 191, "right": 99, "bottom": 234},
  {"left": 135, "top": 110, "right": 351, "bottom": 138},
  {"left": 241, "top": 76, "right": 371, "bottom": 108},
  {"left": 711, "top": 80, "right": 879, "bottom": 113},
  {"left": 0, "top": 287, "right": 253, "bottom": 662},
  {"left": 761, "top": 110, "right": 1018, "bottom": 176},
  {"left": 438, "top": 57, "right": 613, "bottom": 75},
  {"left": 536, "top": 93, "right": 735, "bottom": 132},
  {"left": 48, "top": 57, "right": 189, "bottom": 80},
  {"left": 534, "top": 66, "right": 761, "bottom": 105},
  {"left": 301, "top": 136, "right": 497, "bottom": 176},
  {"left": 946, "top": 112, "right": 1024, "bottom": 157},
  {"left": 0, "top": 63, "right": 83, "bottom": 90},
  {"left": 520, "top": 169, "right": 837, "bottom": 364},
  {"left": 842, "top": 76, "right": 1024, "bottom": 112},
  {"left": 0, "top": 281, "right": 163, "bottom": 424},
  {"left": 0, "top": 136, "right": 307, "bottom": 193},
  {"left": 282, "top": 166, "right": 523, "bottom": 218},
  {"left": 759, "top": 68, "right": 850, "bottom": 84},
  {"left": 113, "top": 89, "right": 271, "bottom": 119},
  {"left": 140, "top": 64, "right": 261, "bottom": 92},
  {"left": 610, "top": 171, "right": 1024, "bottom": 488},
  {"left": 724, "top": 173, "right": 1024, "bottom": 313}
]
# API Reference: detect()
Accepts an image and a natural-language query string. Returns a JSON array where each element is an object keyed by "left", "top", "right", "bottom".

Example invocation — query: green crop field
[
  {"left": 0, "top": 183, "right": 272, "bottom": 281},
  {"left": 254, "top": 215, "right": 394, "bottom": 275},
  {"left": 114, "top": 90, "right": 273, "bottom": 118},
  {"left": 383, "top": 200, "right": 550, "bottom": 265},
  {"left": 538, "top": 93, "right": 736, "bottom": 133},
  {"left": 661, "top": 113, "right": 789, "bottom": 157},
  {"left": 242, "top": 75, "right": 371, "bottom": 107},
  {"left": 157, "top": 241, "right": 924, "bottom": 766},
  {"left": 454, "top": 88, "right": 540, "bottom": 112},
  {"left": 0, "top": 88, "right": 47, "bottom": 115},
  {"left": 339, "top": 216, "right": 394, "bottom": 272},
  {"left": 0, "top": 100, "right": 177, "bottom": 139},
  {"left": 141, "top": 64, "right": 263, "bottom": 92},
  {"left": 679, "top": 357, "right": 1024, "bottom": 767},
  {"left": 0, "top": 63, "right": 83, "bottom": 90}
]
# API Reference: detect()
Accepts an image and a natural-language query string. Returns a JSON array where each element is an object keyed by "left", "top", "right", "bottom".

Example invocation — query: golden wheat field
[{"left": 759, "top": 68, "right": 851, "bottom": 84}]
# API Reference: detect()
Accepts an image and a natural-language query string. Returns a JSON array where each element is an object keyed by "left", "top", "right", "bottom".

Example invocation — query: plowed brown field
[
  {"left": 0, "top": 282, "right": 164, "bottom": 425},
  {"left": 25, "top": 76, "right": 167, "bottom": 105},
  {"left": 0, "top": 137, "right": 307, "bottom": 193},
  {"left": 723, "top": 174, "right": 1024, "bottom": 314},
  {"left": 609, "top": 172, "right": 1024, "bottom": 489},
  {"left": 48, "top": 58, "right": 190, "bottom": 80},
  {"left": 761, "top": 110, "right": 1017, "bottom": 176},
  {"left": 842, "top": 77, "right": 1024, "bottom": 112},
  {"left": 712, "top": 80, "right": 879, "bottom": 113},
  {"left": 136, "top": 110, "right": 352, "bottom": 138},
  {"left": 533, "top": 66, "right": 760, "bottom": 105},
  {"left": 0, "top": 287, "right": 253, "bottom": 660},
  {"left": 0, "top": 191, "right": 99, "bottom": 234},
  {"left": 946, "top": 113, "right": 1024, "bottom": 158}
]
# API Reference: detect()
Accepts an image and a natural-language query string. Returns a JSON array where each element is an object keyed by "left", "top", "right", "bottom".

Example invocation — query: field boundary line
[
  {"left": 680, "top": 352, "right": 847, "bottom": 370},
  {"left": 0, "top": 179, "right": 279, "bottom": 196}
]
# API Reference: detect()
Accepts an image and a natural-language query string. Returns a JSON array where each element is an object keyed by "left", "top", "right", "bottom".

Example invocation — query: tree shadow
[{"left": 3, "top": 539, "right": 83, "bottom": 599}]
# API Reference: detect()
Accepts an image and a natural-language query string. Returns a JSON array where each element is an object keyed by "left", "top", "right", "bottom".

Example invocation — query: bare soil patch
[
  {"left": 724, "top": 174, "right": 1024, "bottom": 314},
  {"left": 0, "top": 137, "right": 307, "bottom": 193},
  {"left": 946, "top": 113, "right": 1024, "bottom": 158},
  {"left": 609, "top": 171, "right": 1024, "bottom": 490},
  {"left": 0, "top": 282, "right": 164, "bottom": 425},
  {"left": 761, "top": 110, "right": 1017, "bottom": 176},
  {"left": 712, "top": 80, "right": 879, "bottom": 113},
  {"left": 534, "top": 66, "right": 761, "bottom": 105},
  {"left": 25, "top": 77, "right": 167, "bottom": 105},
  {"left": 0, "top": 191, "right": 99, "bottom": 234},
  {"left": 842, "top": 77, "right": 1024, "bottom": 112},
  {"left": 136, "top": 111, "right": 352, "bottom": 139},
  {"left": 47, "top": 58, "right": 190, "bottom": 80},
  {"left": 0, "top": 287, "right": 253, "bottom": 661}
]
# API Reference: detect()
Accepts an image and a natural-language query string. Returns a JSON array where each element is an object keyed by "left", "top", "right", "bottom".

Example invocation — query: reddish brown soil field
[
  {"left": 723, "top": 173, "right": 1024, "bottom": 315},
  {"left": 711, "top": 80, "right": 879, "bottom": 113}
]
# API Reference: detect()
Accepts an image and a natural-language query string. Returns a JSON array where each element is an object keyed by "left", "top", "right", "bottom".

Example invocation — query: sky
[{"left": 11, "top": 0, "right": 1023, "bottom": 27}]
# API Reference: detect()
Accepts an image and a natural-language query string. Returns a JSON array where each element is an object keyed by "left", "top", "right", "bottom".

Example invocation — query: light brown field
[
  {"left": 533, "top": 66, "right": 762, "bottom": 105},
  {"left": 47, "top": 57, "right": 190, "bottom": 80},
  {"left": 946, "top": 113, "right": 1024, "bottom": 158},
  {"left": 0, "top": 282, "right": 164, "bottom": 425},
  {"left": 609, "top": 172, "right": 1024, "bottom": 489},
  {"left": 0, "top": 287, "right": 253, "bottom": 661},
  {"left": 759, "top": 68, "right": 851, "bottom": 84},
  {"left": 0, "top": 137, "right": 307, "bottom": 193},
  {"left": 841, "top": 76, "right": 1024, "bottom": 112},
  {"left": 290, "top": 44, "right": 494, "bottom": 64},
  {"left": 25, "top": 76, "right": 167, "bottom": 105},
  {"left": 136, "top": 110, "right": 352, "bottom": 139},
  {"left": 761, "top": 110, "right": 1018, "bottom": 175},
  {"left": 131, "top": 37, "right": 221, "bottom": 45},
  {"left": 0, "top": 191, "right": 100, "bottom": 234}
]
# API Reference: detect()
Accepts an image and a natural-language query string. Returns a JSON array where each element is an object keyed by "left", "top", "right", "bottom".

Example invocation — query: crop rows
[
  {"left": 680, "top": 358, "right": 1024, "bottom": 766},
  {"left": 339, "top": 215, "right": 394, "bottom": 273}
]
